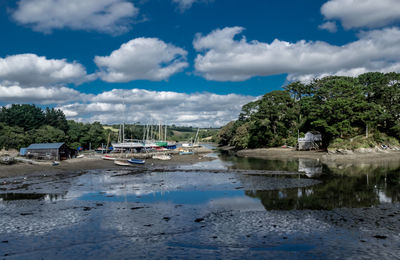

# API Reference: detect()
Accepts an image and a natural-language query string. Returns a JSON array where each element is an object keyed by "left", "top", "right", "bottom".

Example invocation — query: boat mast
[
  {"left": 146, "top": 124, "right": 149, "bottom": 141},
  {"left": 122, "top": 96, "right": 125, "bottom": 143},
  {"left": 164, "top": 124, "right": 167, "bottom": 142},
  {"left": 194, "top": 128, "right": 200, "bottom": 145}
]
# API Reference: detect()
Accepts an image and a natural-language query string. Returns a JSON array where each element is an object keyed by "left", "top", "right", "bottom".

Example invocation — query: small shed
[
  {"left": 26, "top": 143, "right": 74, "bottom": 161},
  {"left": 19, "top": 148, "right": 27, "bottom": 156},
  {"left": 297, "top": 131, "right": 322, "bottom": 150}
]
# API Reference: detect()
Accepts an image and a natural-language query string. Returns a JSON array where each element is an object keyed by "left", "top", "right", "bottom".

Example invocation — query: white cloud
[
  {"left": 12, "top": 0, "right": 138, "bottom": 34},
  {"left": 318, "top": 21, "right": 337, "bottom": 33},
  {"left": 193, "top": 26, "right": 400, "bottom": 82},
  {"left": 0, "top": 84, "right": 87, "bottom": 104},
  {"left": 95, "top": 38, "right": 188, "bottom": 82},
  {"left": 0, "top": 54, "right": 92, "bottom": 87},
  {"left": 321, "top": 0, "right": 400, "bottom": 29},
  {"left": 57, "top": 89, "right": 256, "bottom": 127},
  {"left": 172, "top": 0, "right": 212, "bottom": 12}
]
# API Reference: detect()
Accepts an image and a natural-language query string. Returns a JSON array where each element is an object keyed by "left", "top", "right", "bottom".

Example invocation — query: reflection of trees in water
[
  {"left": 0, "top": 193, "right": 64, "bottom": 201},
  {"left": 219, "top": 154, "right": 299, "bottom": 172},
  {"left": 219, "top": 153, "right": 400, "bottom": 210},
  {"left": 246, "top": 168, "right": 400, "bottom": 210}
]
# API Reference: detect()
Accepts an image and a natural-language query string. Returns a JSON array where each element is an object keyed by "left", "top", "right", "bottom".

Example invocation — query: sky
[{"left": 1, "top": 0, "right": 400, "bottom": 127}]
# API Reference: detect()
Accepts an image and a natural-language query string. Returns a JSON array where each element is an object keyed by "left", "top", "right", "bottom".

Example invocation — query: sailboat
[
  {"left": 112, "top": 123, "right": 144, "bottom": 152},
  {"left": 182, "top": 128, "right": 201, "bottom": 148}
]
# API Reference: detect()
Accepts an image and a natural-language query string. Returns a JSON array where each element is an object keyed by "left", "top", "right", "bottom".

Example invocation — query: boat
[
  {"left": 182, "top": 128, "right": 201, "bottom": 148},
  {"left": 52, "top": 161, "right": 60, "bottom": 166},
  {"left": 155, "top": 141, "right": 168, "bottom": 147},
  {"left": 76, "top": 155, "right": 84, "bottom": 159},
  {"left": 128, "top": 158, "right": 145, "bottom": 164},
  {"left": 102, "top": 155, "right": 116, "bottom": 161},
  {"left": 179, "top": 150, "right": 193, "bottom": 155},
  {"left": 152, "top": 154, "right": 171, "bottom": 160},
  {"left": 114, "top": 160, "right": 131, "bottom": 166}
]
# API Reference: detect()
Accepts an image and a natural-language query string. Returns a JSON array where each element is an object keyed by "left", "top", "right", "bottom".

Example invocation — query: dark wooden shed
[{"left": 26, "top": 143, "right": 74, "bottom": 161}]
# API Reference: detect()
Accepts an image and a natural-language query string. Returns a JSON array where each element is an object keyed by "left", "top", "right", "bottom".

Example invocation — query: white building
[{"left": 297, "top": 131, "right": 322, "bottom": 150}]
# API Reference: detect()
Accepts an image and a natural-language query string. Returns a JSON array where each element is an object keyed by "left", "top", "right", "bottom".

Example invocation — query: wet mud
[{"left": 0, "top": 155, "right": 400, "bottom": 259}]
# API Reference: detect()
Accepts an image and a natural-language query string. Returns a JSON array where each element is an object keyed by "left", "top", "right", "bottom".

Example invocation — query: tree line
[
  {"left": 217, "top": 72, "right": 400, "bottom": 149},
  {"left": 0, "top": 104, "right": 112, "bottom": 150},
  {"left": 0, "top": 104, "right": 219, "bottom": 150}
]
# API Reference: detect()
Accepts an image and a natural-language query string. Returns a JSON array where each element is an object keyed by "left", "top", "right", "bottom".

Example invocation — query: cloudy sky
[{"left": 1, "top": 0, "right": 400, "bottom": 127}]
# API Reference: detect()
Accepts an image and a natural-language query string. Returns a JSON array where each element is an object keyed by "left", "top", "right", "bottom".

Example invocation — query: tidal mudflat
[{"left": 1, "top": 154, "right": 400, "bottom": 259}]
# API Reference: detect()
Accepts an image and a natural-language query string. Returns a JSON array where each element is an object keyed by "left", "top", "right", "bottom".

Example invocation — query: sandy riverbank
[
  {"left": 0, "top": 152, "right": 214, "bottom": 178},
  {"left": 235, "top": 147, "right": 400, "bottom": 163}
]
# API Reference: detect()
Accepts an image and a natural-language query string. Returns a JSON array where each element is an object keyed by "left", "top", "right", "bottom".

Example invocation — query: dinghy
[
  {"left": 128, "top": 158, "right": 145, "bottom": 164},
  {"left": 114, "top": 160, "right": 131, "bottom": 166},
  {"left": 102, "top": 155, "right": 116, "bottom": 161},
  {"left": 152, "top": 154, "right": 171, "bottom": 160}
]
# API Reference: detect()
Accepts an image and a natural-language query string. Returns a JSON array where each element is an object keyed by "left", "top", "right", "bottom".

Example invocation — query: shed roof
[{"left": 27, "top": 143, "right": 65, "bottom": 150}]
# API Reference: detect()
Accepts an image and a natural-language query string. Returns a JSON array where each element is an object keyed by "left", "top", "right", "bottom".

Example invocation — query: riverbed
[{"left": 0, "top": 153, "right": 399, "bottom": 259}]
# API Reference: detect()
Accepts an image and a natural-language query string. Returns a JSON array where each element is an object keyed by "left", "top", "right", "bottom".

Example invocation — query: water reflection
[
  {"left": 1, "top": 154, "right": 399, "bottom": 212},
  {"left": 0, "top": 193, "right": 64, "bottom": 202},
  {"left": 219, "top": 153, "right": 299, "bottom": 172},
  {"left": 298, "top": 158, "right": 323, "bottom": 177},
  {"left": 222, "top": 154, "right": 400, "bottom": 210}
]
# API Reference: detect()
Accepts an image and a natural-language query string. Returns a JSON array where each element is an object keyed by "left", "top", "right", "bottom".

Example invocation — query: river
[{"left": 0, "top": 152, "right": 399, "bottom": 259}]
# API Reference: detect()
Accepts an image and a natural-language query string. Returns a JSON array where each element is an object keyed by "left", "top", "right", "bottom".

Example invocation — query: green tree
[
  {"left": 217, "top": 121, "right": 237, "bottom": 146},
  {"left": 44, "top": 107, "right": 69, "bottom": 133},
  {"left": 31, "top": 125, "right": 66, "bottom": 143},
  {"left": 0, "top": 123, "right": 29, "bottom": 149},
  {"left": 0, "top": 104, "right": 45, "bottom": 131}
]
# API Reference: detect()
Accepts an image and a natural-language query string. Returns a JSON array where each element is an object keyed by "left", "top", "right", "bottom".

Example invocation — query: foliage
[
  {"left": 0, "top": 105, "right": 112, "bottom": 150},
  {"left": 0, "top": 123, "right": 29, "bottom": 150},
  {"left": 216, "top": 121, "right": 237, "bottom": 146},
  {"left": 0, "top": 104, "right": 68, "bottom": 132},
  {"left": 218, "top": 72, "right": 400, "bottom": 149}
]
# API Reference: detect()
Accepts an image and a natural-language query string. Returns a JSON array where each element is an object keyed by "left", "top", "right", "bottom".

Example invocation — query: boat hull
[{"left": 128, "top": 159, "right": 145, "bottom": 164}]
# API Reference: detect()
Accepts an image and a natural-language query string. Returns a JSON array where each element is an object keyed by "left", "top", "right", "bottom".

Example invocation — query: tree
[
  {"left": 0, "top": 104, "right": 45, "bottom": 131},
  {"left": 217, "top": 121, "right": 237, "bottom": 146},
  {"left": 31, "top": 125, "right": 66, "bottom": 143},
  {"left": 0, "top": 123, "right": 29, "bottom": 149},
  {"left": 44, "top": 108, "right": 69, "bottom": 133},
  {"left": 218, "top": 73, "right": 400, "bottom": 149},
  {"left": 248, "top": 90, "right": 299, "bottom": 148}
]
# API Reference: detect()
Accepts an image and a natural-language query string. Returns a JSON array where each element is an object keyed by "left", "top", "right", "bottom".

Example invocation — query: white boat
[
  {"left": 76, "top": 155, "right": 84, "bottom": 159},
  {"left": 182, "top": 128, "right": 201, "bottom": 148},
  {"left": 152, "top": 154, "right": 172, "bottom": 160},
  {"left": 114, "top": 160, "right": 131, "bottom": 166},
  {"left": 112, "top": 141, "right": 144, "bottom": 150},
  {"left": 102, "top": 155, "right": 116, "bottom": 161},
  {"left": 179, "top": 150, "right": 193, "bottom": 155}
]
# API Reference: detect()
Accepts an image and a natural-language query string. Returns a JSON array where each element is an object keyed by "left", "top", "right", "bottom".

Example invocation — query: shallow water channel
[{"left": 1, "top": 153, "right": 400, "bottom": 259}]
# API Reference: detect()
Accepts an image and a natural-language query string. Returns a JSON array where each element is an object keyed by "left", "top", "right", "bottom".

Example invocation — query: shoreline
[
  {"left": 233, "top": 147, "right": 400, "bottom": 163},
  {"left": 0, "top": 151, "right": 214, "bottom": 179}
]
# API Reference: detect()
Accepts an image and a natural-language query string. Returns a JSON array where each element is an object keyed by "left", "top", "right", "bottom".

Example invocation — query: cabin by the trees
[
  {"left": 297, "top": 131, "right": 322, "bottom": 150},
  {"left": 26, "top": 142, "right": 74, "bottom": 160}
]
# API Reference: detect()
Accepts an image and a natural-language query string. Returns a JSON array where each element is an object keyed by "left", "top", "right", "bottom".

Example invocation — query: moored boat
[
  {"left": 52, "top": 161, "right": 60, "bottom": 166},
  {"left": 102, "top": 155, "right": 116, "bottom": 161},
  {"left": 152, "top": 154, "right": 171, "bottom": 160},
  {"left": 179, "top": 150, "right": 193, "bottom": 155},
  {"left": 128, "top": 158, "right": 145, "bottom": 164},
  {"left": 114, "top": 160, "right": 131, "bottom": 166}
]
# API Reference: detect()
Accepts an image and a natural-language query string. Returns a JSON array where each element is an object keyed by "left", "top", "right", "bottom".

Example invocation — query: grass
[{"left": 328, "top": 132, "right": 399, "bottom": 150}]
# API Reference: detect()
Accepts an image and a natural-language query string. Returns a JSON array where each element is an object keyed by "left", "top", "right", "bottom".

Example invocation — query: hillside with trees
[
  {"left": 218, "top": 72, "right": 400, "bottom": 150},
  {"left": 0, "top": 104, "right": 219, "bottom": 151},
  {"left": 0, "top": 104, "right": 112, "bottom": 150}
]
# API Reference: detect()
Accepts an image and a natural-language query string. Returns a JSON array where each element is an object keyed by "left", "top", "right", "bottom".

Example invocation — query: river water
[{"left": 0, "top": 152, "right": 399, "bottom": 259}]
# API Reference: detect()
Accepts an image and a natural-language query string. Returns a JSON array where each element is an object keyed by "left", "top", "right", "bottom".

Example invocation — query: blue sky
[{"left": 1, "top": 0, "right": 400, "bottom": 126}]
